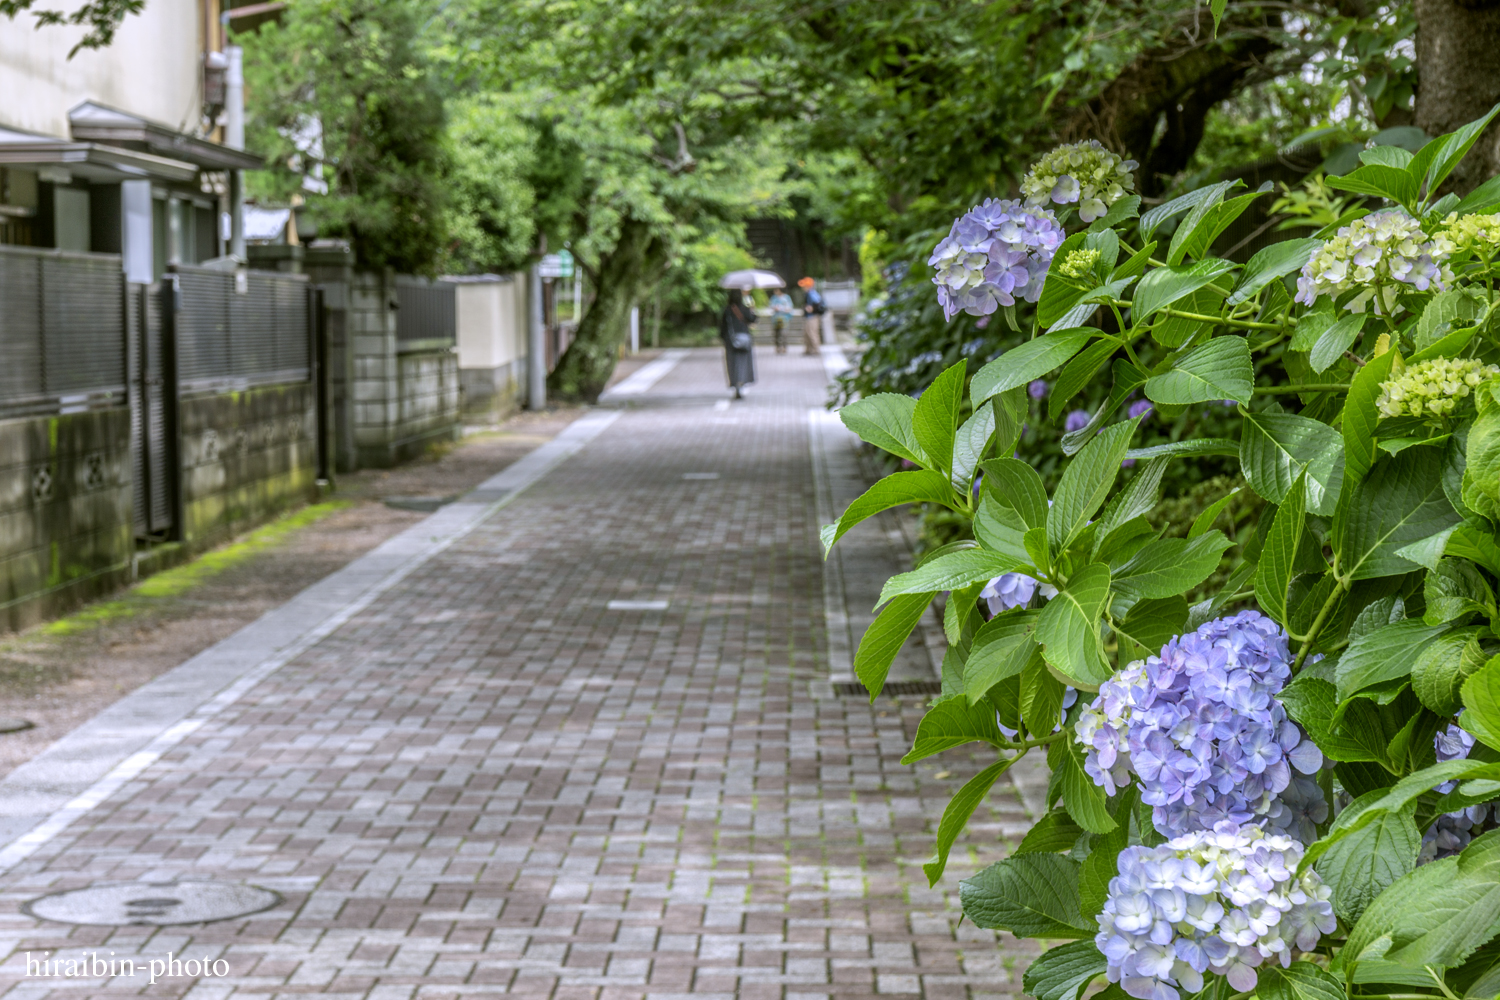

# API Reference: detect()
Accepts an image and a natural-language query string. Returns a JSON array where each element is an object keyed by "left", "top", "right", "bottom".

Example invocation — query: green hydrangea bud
[
  {"left": 1058, "top": 248, "right": 1100, "bottom": 279},
  {"left": 1376, "top": 356, "right": 1500, "bottom": 423},
  {"left": 1435, "top": 212, "right": 1500, "bottom": 258}
]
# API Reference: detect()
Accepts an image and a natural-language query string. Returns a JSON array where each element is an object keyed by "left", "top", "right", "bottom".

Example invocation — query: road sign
[{"left": 539, "top": 249, "right": 574, "bottom": 279}]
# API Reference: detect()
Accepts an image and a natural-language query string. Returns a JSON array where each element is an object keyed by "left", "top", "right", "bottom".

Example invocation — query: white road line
[
  {"left": 0, "top": 409, "right": 621, "bottom": 874},
  {"left": 599, "top": 348, "right": 689, "bottom": 398}
]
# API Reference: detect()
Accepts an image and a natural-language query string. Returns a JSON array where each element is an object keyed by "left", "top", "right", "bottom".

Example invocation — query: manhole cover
[{"left": 24, "top": 881, "right": 282, "bottom": 926}]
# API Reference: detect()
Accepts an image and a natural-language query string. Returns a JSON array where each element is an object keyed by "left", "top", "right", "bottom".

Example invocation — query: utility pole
[
  {"left": 224, "top": 36, "right": 246, "bottom": 261},
  {"left": 528, "top": 260, "right": 546, "bottom": 410}
]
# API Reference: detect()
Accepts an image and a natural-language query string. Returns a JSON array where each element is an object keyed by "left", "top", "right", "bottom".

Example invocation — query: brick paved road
[{"left": 0, "top": 349, "right": 1040, "bottom": 1000}]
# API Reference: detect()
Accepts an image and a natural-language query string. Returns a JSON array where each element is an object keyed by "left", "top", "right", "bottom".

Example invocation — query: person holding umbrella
[{"left": 716, "top": 269, "right": 784, "bottom": 399}]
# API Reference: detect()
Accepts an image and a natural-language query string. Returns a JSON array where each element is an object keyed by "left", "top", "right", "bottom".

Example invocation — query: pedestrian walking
[
  {"left": 799, "top": 277, "right": 826, "bottom": 355},
  {"left": 768, "top": 288, "right": 794, "bottom": 354},
  {"left": 719, "top": 288, "right": 757, "bottom": 399}
]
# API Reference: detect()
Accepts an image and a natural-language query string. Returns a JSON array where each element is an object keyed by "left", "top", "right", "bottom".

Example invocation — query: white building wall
[
  {"left": 0, "top": 0, "right": 201, "bottom": 138},
  {"left": 453, "top": 273, "right": 529, "bottom": 419}
]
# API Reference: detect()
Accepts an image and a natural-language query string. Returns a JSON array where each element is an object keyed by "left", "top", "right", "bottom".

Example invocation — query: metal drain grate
[
  {"left": 24, "top": 881, "right": 282, "bottom": 926},
  {"left": 833, "top": 680, "right": 944, "bottom": 697}
]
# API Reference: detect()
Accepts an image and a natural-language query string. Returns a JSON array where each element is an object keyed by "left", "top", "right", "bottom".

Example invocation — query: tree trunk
[
  {"left": 1414, "top": 0, "right": 1500, "bottom": 194},
  {"left": 547, "top": 215, "right": 668, "bottom": 402}
]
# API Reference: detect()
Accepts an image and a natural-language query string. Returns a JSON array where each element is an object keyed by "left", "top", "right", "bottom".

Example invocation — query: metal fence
[
  {"left": 0, "top": 246, "right": 126, "bottom": 417},
  {"left": 394, "top": 275, "right": 456, "bottom": 347},
  {"left": 172, "top": 265, "right": 312, "bottom": 392}
]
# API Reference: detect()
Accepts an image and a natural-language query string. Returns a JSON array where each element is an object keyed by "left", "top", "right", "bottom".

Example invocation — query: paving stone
[{"left": 0, "top": 349, "right": 1040, "bottom": 999}]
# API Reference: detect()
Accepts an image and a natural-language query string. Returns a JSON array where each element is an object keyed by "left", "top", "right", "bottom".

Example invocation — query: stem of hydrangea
[
  {"left": 1293, "top": 578, "right": 1347, "bottom": 672},
  {"left": 1103, "top": 301, "right": 1286, "bottom": 331},
  {"left": 996, "top": 732, "right": 1066, "bottom": 751}
]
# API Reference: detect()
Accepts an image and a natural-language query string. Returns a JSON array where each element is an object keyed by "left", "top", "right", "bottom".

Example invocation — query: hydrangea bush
[{"left": 825, "top": 105, "right": 1500, "bottom": 1000}]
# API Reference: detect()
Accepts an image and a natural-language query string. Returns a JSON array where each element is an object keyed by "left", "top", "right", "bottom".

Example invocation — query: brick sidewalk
[{"left": 0, "top": 349, "right": 1041, "bottom": 1000}]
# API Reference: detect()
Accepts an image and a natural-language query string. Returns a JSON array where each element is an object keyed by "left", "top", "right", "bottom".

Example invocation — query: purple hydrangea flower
[
  {"left": 1128, "top": 399, "right": 1154, "bottom": 420},
  {"left": 1074, "top": 611, "right": 1328, "bottom": 842},
  {"left": 929, "top": 199, "right": 1064, "bottom": 321},
  {"left": 1029, "top": 379, "right": 1049, "bottom": 400},
  {"left": 1065, "top": 409, "right": 1092, "bottom": 433},
  {"left": 1421, "top": 724, "right": 1495, "bottom": 862},
  {"left": 1097, "top": 823, "right": 1336, "bottom": 1000}
]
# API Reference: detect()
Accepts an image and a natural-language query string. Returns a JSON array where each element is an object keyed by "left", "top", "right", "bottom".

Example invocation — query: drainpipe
[
  {"left": 528, "top": 263, "right": 546, "bottom": 410},
  {"left": 224, "top": 36, "right": 246, "bottom": 261}
]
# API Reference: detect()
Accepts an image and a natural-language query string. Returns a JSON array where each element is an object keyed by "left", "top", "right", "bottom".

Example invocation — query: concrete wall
[
  {"left": 454, "top": 274, "right": 527, "bottom": 420},
  {"left": 0, "top": 0, "right": 202, "bottom": 139},
  {"left": 178, "top": 383, "right": 318, "bottom": 548},
  {"left": 0, "top": 409, "right": 133, "bottom": 632}
]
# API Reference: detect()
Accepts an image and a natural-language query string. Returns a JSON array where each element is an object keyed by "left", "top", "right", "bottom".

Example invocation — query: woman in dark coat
[{"left": 719, "top": 288, "right": 757, "bottom": 399}]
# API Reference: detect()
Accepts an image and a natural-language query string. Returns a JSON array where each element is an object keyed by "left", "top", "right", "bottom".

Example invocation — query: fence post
[{"left": 528, "top": 263, "right": 546, "bottom": 410}]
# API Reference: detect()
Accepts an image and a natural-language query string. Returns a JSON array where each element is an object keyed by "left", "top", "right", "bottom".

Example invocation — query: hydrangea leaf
[
  {"left": 973, "top": 495, "right": 1032, "bottom": 568},
  {"left": 1424, "top": 103, "right": 1500, "bottom": 198},
  {"left": 1339, "top": 347, "right": 1399, "bottom": 488},
  {"left": 1334, "top": 448, "right": 1463, "bottom": 582},
  {"left": 1113, "top": 596, "right": 1190, "bottom": 656},
  {"left": 1130, "top": 258, "right": 1240, "bottom": 324},
  {"left": 1280, "top": 675, "right": 1379, "bottom": 763},
  {"left": 1093, "top": 457, "right": 1167, "bottom": 559},
  {"left": 1022, "top": 940, "right": 1107, "bottom": 1000},
  {"left": 1327, "top": 164, "right": 1419, "bottom": 209},
  {"left": 1227, "top": 238, "right": 1321, "bottom": 306},
  {"left": 1309, "top": 313, "right": 1367, "bottom": 374},
  {"left": 1239, "top": 410, "right": 1345, "bottom": 516},
  {"left": 979, "top": 458, "right": 1049, "bottom": 531},
  {"left": 1048, "top": 720, "right": 1116, "bottom": 833},
  {"left": 1140, "top": 184, "right": 1229, "bottom": 242},
  {"left": 923, "top": 756, "right": 1017, "bottom": 885},
  {"left": 1038, "top": 233, "right": 1091, "bottom": 327},
  {"left": 1412, "top": 631, "right": 1487, "bottom": 716},
  {"left": 824, "top": 470, "right": 955, "bottom": 553},
  {"left": 965, "top": 613, "right": 1040, "bottom": 704},
  {"left": 1079, "top": 787, "right": 1136, "bottom": 918},
  {"left": 901, "top": 695, "right": 1007, "bottom": 764},
  {"left": 1314, "top": 790, "right": 1421, "bottom": 925},
  {"left": 1415, "top": 288, "right": 1487, "bottom": 352},
  {"left": 1256, "top": 475, "right": 1307, "bottom": 630},
  {"left": 970, "top": 329, "right": 1094, "bottom": 407},
  {"left": 1016, "top": 809, "right": 1086, "bottom": 855},
  {"left": 878, "top": 548, "right": 1024, "bottom": 606},
  {"left": 1145, "top": 335, "right": 1254, "bottom": 406},
  {"left": 1336, "top": 617, "right": 1455, "bottom": 702},
  {"left": 1461, "top": 656, "right": 1500, "bottom": 753},
  {"left": 1020, "top": 652, "right": 1067, "bottom": 736},
  {"left": 1290, "top": 302, "right": 1337, "bottom": 351},
  {"left": 854, "top": 592, "right": 936, "bottom": 700},
  {"left": 1172, "top": 186, "right": 1268, "bottom": 265},
  {"left": 1153, "top": 286, "right": 1224, "bottom": 349},
  {"left": 1257, "top": 962, "right": 1346, "bottom": 1000},
  {"left": 1049, "top": 420, "right": 1138, "bottom": 554},
  {"left": 1062, "top": 359, "right": 1149, "bottom": 455},
  {"left": 1050, "top": 340, "right": 1117, "bottom": 423},
  {"left": 1088, "top": 195, "right": 1142, "bottom": 234},
  {"left": 952, "top": 400, "right": 997, "bottom": 493},
  {"left": 839, "top": 393, "right": 927, "bottom": 466},
  {"left": 1190, "top": 489, "right": 1241, "bottom": 539},
  {"left": 912, "top": 360, "right": 966, "bottom": 479},
  {"left": 1452, "top": 173, "right": 1500, "bottom": 216},
  {"left": 1345, "top": 830, "right": 1500, "bottom": 973},
  {"left": 1036, "top": 563, "right": 1112, "bottom": 688},
  {"left": 959, "top": 853, "right": 1094, "bottom": 938},
  {"left": 1112, "top": 531, "right": 1232, "bottom": 601},
  {"left": 1424, "top": 558, "right": 1497, "bottom": 626},
  {"left": 1123, "top": 438, "right": 1240, "bottom": 461}
]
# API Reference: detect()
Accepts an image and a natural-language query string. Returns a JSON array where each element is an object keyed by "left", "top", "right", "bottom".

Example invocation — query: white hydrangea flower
[
  {"left": 1022, "top": 140, "right": 1139, "bottom": 223},
  {"left": 1296, "top": 208, "right": 1453, "bottom": 311}
]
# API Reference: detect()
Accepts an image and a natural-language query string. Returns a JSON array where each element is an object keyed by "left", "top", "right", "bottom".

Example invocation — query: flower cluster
[
  {"left": 1059, "top": 248, "right": 1101, "bottom": 279},
  {"left": 1295, "top": 209, "right": 1452, "bottom": 309},
  {"left": 980, "top": 572, "right": 1056, "bottom": 615},
  {"left": 1436, "top": 212, "right": 1500, "bottom": 258},
  {"left": 1075, "top": 611, "right": 1327, "bottom": 841},
  {"left": 1376, "top": 356, "right": 1499, "bottom": 422},
  {"left": 1422, "top": 725, "right": 1495, "bottom": 863},
  {"left": 1022, "top": 140, "right": 1138, "bottom": 222},
  {"left": 929, "top": 199, "right": 1064, "bottom": 320},
  {"left": 1065, "top": 409, "right": 1092, "bottom": 433},
  {"left": 1097, "top": 823, "right": 1337, "bottom": 1000}
]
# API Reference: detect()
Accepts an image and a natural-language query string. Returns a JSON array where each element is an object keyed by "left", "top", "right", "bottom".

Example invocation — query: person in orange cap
[{"left": 798, "top": 277, "right": 825, "bottom": 355}]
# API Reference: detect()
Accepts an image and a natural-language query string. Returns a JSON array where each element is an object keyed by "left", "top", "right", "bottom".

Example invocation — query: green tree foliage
[
  {"left": 444, "top": 96, "right": 537, "bottom": 274},
  {"left": 243, "top": 0, "right": 450, "bottom": 273}
]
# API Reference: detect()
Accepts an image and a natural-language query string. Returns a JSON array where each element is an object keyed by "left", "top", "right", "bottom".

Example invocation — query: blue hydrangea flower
[
  {"left": 1075, "top": 611, "right": 1327, "bottom": 842},
  {"left": 980, "top": 572, "right": 1057, "bottom": 615},
  {"left": 929, "top": 199, "right": 1064, "bottom": 320},
  {"left": 1097, "top": 823, "right": 1336, "bottom": 1000},
  {"left": 1421, "top": 724, "right": 1494, "bottom": 863},
  {"left": 1029, "top": 379, "right": 1050, "bottom": 399},
  {"left": 1065, "top": 409, "right": 1092, "bottom": 433},
  {"left": 1296, "top": 208, "right": 1453, "bottom": 312},
  {"left": 1128, "top": 399, "right": 1154, "bottom": 420}
]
